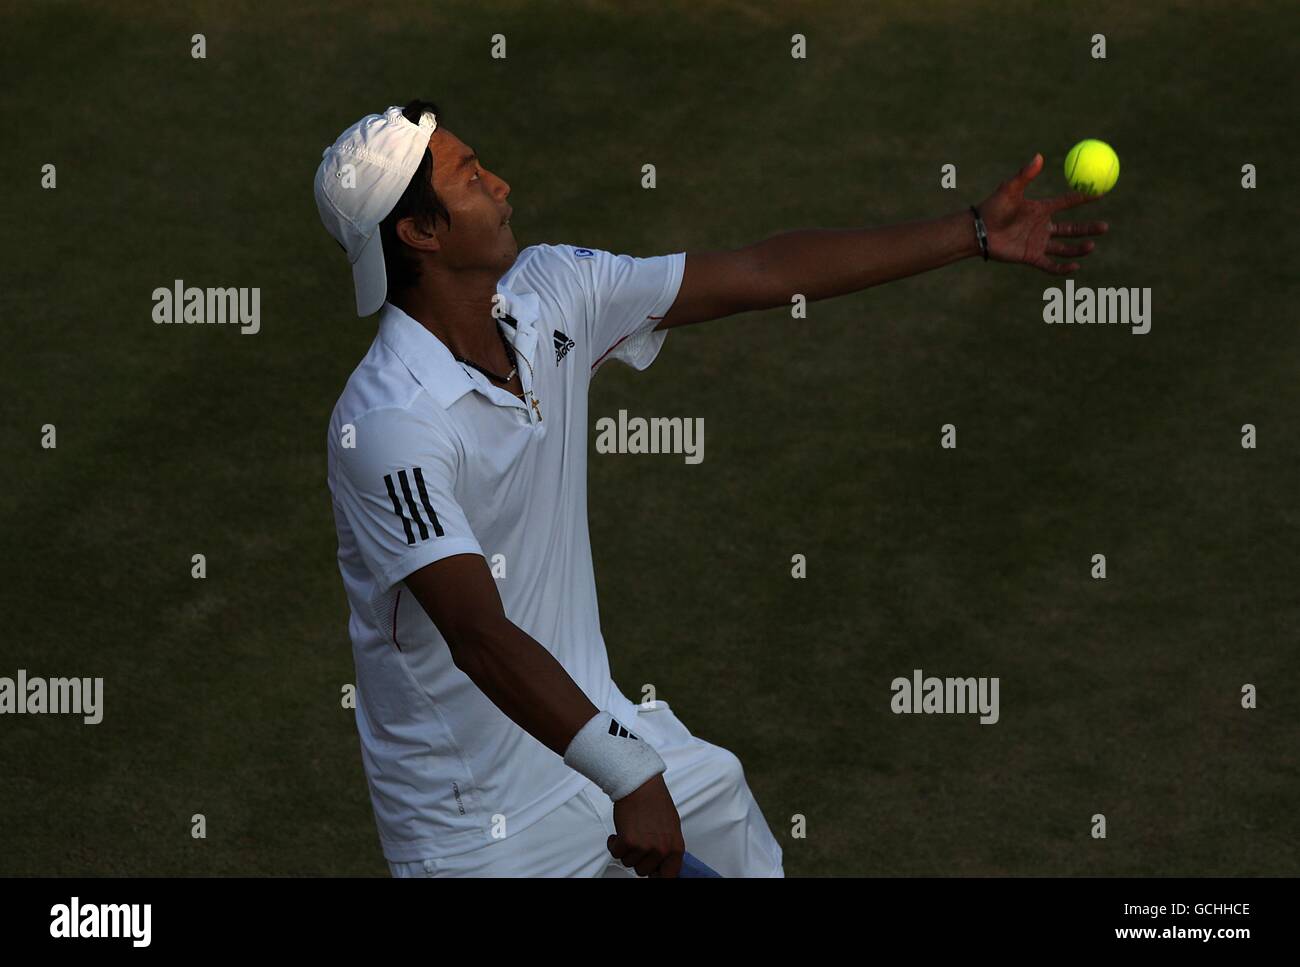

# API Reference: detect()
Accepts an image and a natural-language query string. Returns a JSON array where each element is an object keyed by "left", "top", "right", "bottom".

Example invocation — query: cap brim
[{"left": 352, "top": 233, "right": 387, "bottom": 317}]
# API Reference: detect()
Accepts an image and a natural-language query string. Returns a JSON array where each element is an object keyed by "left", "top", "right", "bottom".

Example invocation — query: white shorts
[{"left": 388, "top": 700, "right": 784, "bottom": 877}]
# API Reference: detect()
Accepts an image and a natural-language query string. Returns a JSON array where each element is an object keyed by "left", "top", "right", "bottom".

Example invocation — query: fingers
[
  {"left": 1045, "top": 239, "right": 1095, "bottom": 258},
  {"left": 606, "top": 834, "right": 683, "bottom": 877},
  {"left": 625, "top": 847, "right": 677, "bottom": 877},
  {"left": 1051, "top": 190, "right": 1104, "bottom": 212},
  {"left": 626, "top": 849, "right": 653, "bottom": 875},
  {"left": 1051, "top": 219, "right": 1110, "bottom": 238},
  {"left": 1033, "top": 256, "right": 1082, "bottom": 275},
  {"left": 1012, "top": 152, "right": 1044, "bottom": 189},
  {"left": 612, "top": 842, "right": 656, "bottom": 876},
  {"left": 608, "top": 835, "right": 652, "bottom": 875},
  {"left": 658, "top": 851, "right": 683, "bottom": 878}
]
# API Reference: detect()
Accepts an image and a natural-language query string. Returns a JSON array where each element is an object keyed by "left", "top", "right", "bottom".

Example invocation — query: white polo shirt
[{"left": 326, "top": 243, "right": 686, "bottom": 862}]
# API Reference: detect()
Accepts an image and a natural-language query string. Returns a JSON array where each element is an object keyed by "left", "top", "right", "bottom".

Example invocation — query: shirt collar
[{"left": 377, "top": 282, "right": 542, "bottom": 410}]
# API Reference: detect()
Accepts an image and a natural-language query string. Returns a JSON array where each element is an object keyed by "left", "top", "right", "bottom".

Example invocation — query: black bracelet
[{"left": 969, "top": 205, "right": 989, "bottom": 261}]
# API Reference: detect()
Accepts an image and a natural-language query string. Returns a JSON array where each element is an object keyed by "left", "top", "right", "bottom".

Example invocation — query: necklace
[
  {"left": 452, "top": 321, "right": 517, "bottom": 384},
  {"left": 452, "top": 314, "right": 542, "bottom": 421},
  {"left": 514, "top": 342, "right": 542, "bottom": 421}
]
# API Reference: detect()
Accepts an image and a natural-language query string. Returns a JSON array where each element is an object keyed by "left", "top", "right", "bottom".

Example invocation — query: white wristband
[{"left": 563, "top": 711, "right": 666, "bottom": 801}]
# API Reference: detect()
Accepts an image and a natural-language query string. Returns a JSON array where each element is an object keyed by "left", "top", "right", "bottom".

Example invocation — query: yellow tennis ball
[{"left": 1064, "top": 139, "right": 1120, "bottom": 195}]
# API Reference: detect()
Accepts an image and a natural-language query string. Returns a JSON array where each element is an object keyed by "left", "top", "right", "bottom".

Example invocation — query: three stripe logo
[
  {"left": 608, "top": 719, "right": 639, "bottom": 741},
  {"left": 383, "top": 468, "right": 445, "bottom": 546},
  {"left": 553, "top": 329, "right": 576, "bottom": 365}
]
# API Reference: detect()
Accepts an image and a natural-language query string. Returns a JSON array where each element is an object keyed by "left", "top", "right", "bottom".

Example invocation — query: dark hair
[{"left": 379, "top": 99, "right": 451, "bottom": 297}]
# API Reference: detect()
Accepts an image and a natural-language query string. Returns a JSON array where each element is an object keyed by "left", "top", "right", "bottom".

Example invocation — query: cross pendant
[{"left": 529, "top": 394, "right": 542, "bottom": 421}]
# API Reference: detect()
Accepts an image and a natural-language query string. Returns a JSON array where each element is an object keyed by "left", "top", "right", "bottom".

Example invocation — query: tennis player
[{"left": 316, "top": 100, "right": 1106, "bottom": 877}]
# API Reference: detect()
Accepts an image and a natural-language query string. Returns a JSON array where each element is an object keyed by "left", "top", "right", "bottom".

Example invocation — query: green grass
[{"left": 1, "top": 0, "right": 1296, "bottom": 875}]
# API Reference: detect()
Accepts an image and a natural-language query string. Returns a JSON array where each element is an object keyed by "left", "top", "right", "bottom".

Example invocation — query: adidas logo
[
  {"left": 553, "top": 329, "right": 576, "bottom": 365},
  {"left": 607, "top": 719, "right": 639, "bottom": 741}
]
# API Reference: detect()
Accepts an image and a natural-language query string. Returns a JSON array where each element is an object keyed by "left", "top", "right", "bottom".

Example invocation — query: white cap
[{"left": 314, "top": 106, "right": 439, "bottom": 316}]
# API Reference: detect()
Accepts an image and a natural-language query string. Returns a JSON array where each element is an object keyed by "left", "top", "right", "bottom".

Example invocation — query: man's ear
[{"left": 395, "top": 215, "right": 440, "bottom": 254}]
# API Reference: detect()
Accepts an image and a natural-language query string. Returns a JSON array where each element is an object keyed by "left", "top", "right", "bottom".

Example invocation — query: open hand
[{"left": 977, "top": 153, "right": 1110, "bottom": 274}]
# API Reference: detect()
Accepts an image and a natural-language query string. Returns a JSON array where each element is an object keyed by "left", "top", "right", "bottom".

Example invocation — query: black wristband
[{"left": 969, "top": 205, "right": 989, "bottom": 261}]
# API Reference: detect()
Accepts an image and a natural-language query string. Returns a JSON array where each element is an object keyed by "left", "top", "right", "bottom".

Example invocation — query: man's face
[{"left": 425, "top": 127, "right": 516, "bottom": 272}]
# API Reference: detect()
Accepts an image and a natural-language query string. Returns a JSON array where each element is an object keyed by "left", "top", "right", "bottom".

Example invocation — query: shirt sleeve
[
  {"left": 553, "top": 245, "right": 686, "bottom": 375},
  {"left": 333, "top": 405, "right": 484, "bottom": 595}
]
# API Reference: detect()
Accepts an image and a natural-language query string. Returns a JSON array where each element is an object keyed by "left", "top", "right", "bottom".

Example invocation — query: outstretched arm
[{"left": 655, "top": 153, "right": 1110, "bottom": 332}]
